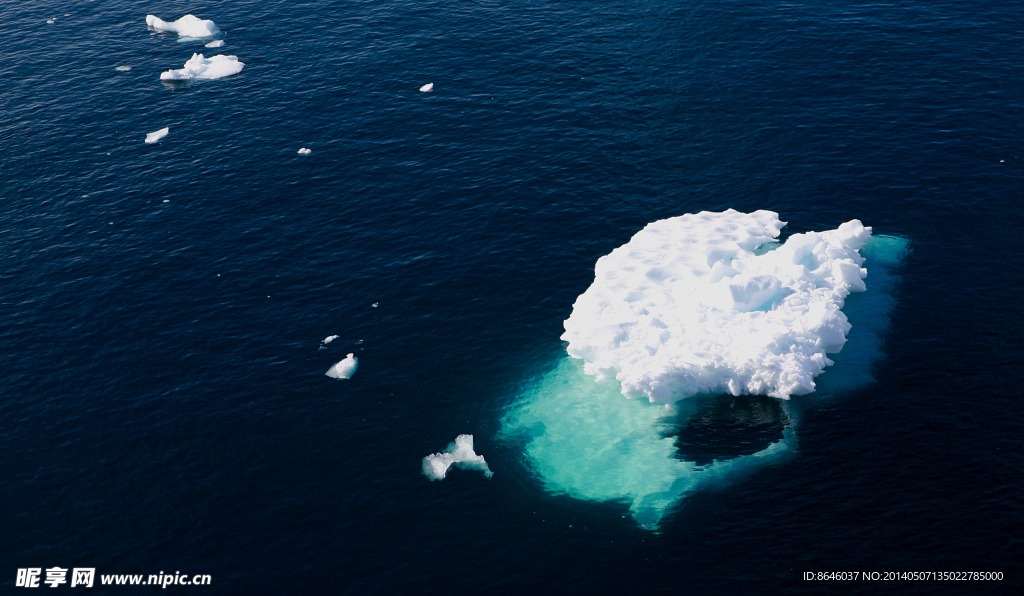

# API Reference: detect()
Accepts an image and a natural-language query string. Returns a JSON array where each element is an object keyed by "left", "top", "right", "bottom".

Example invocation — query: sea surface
[{"left": 2, "top": 1, "right": 1021, "bottom": 594}]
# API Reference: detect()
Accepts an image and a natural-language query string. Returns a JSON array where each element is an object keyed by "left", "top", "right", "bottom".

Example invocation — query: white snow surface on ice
[
  {"left": 325, "top": 353, "right": 358, "bottom": 379},
  {"left": 146, "top": 14, "right": 220, "bottom": 38},
  {"left": 160, "top": 53, "right": 244, "bottom": 80},
  {"left": 422, "top": 435, "right": 493, "bottom": 481},
  {"left": 145, "top": 127, "right": 169, "bottom": 144},
  {"left": 561, "top": 209, "right": 872, "bottom": 404}
]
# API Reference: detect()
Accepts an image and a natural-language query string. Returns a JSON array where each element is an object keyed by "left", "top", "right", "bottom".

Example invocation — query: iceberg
[
  {"left": 501, "top": 210, "right": 908, "bottom": 528},
  {"left": 160, "top": 53, "right": 244, "bottom": 81},
  {"left": 145, "top": 127, "right": 169, "bottom": 144},
  {"left": 146, "top": 14, "right": 220, "bottom": 38},
  {"left": 326, "top": 353, "right": 358, "bottom": 379},
  {"left": 562, "top": 209, "right": 873, "bottom": 403},
  {"left": 422, "top": 435, "right": 493, "bottom": 480}
]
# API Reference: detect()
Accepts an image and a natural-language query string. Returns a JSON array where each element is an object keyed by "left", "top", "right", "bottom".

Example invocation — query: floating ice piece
[
  {"left": 502, "top": 213, "right": 908, "bottom": 528},
  {"left": 326, "top": 353, "right": 358, "bottom": 379},
  {"left": 419, "top": 83, "right": 433, "bottom": 92},
  {"left": 371, "top": 302, "right": 378, "bottom": 308},
  {"left": 205, "top": 39, "right": 225, "bottom": 48},
  {"left": 115, "top": 66, "right": 132, "bottom": 72},
  {"left": 145, "top": 127, "right": 169, "bottom": 144},
  {"left": 322, "top": 335, "right": 339, "bottom": 344},
  {"left": 297, "top": 148, "right": 312, "bottom": 155},
  {"left": 146, "top": 14, "right": 220, "bottom": 38},
  {"left": 160, "top": 53, "right": 244, "bottom": 81},
  {"left": 562, "top": 209, "right": 873, "bottom": 404},
  {"left": 46, "top": 19, "right": 55, "bottom": 24},
  {"left": 422, "top": 435, "right": 493, "bottom": 481}
]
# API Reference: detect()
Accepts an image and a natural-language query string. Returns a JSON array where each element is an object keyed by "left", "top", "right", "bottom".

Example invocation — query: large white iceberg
[
  {"left": 562, "top": 209, "right": 872, "bottom": 404},
  {"left": 160, "top": 53, "right": 244, "bottom": 81},
  {"left": 146, "top": 14, "right": 220, "bottom": 38},
  {"left": 502, "top": 210, "right": 908, "bottom": 528},
  {"left": 422, "top": 435, "right": 493, "bottom": 480}
]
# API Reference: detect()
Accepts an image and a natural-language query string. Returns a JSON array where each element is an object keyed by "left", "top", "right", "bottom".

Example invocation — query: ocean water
[{"left": 2, "top": 1, "right": 1021, "bottom": 594}]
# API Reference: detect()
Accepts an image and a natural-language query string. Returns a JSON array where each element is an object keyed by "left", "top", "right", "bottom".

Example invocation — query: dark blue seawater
[{"left": 2, "top": 0, "right": 1021, "bottom": 594}]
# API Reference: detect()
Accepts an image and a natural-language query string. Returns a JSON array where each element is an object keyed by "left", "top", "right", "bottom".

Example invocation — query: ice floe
[
  {"left": 326, "top": 353, "right": 358, "bottom": 379},
  {"left": 561, "top": 209, "right": 874, "bottom": 404},
  {"left": 322, "top": 335, "right": 339, "bottom": 344},
  {"left": 146, "top": 14, "right": 220, "bottom": 38},
  {"left": 145, "top": 127, "right": 169, "bottom": 144},
  {"left": 297, "top": 148, "right": 312, "bottom": 155},
  {"left": 204, "top": 40, "right": 225, "bottom": 48},
  {"left": 115, "top": 66, "right": 132, "bottom": 72},
  {"left": 422, "top": 435, "right": 493, "bottom": 480},
  {"left": 160, "top": 53, "right": 244, "bottom": 81},
  {"left": 420, "top": 83, "right": 433, "bottom": 92},
  {"left": 501, "top": 210, "right": 909, "bottom": 527}
]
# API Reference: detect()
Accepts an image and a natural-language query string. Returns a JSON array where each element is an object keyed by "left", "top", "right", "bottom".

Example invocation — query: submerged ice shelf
[
  {"left": 501, "top": 210, "right": 908, "bottom": 528},
  {"left": 503, "top": 358, "right": 796, "bottom": 527}
]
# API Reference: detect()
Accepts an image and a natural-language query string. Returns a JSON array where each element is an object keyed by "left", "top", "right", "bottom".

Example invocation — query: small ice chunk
[
  {"left": 115, "top": 66, "right": 132, "bottom": 71},
  {"left": 46, "top": 19, "right": 55, "bottom": 24},
  {"left": 146, "top": 14, "right": 220, "bottom": 38},
  {"left": 326, "top": 353, "right": 358, "bottom": 379},
  {"left": 371, "top": 302, "right": 379, "bottom": 308},
  {"left": 297, "top": 148, "right": 312, "bottom": 155},
  {"left": 322, "top": 335, "right": 339, "bottom": 344},
  {"left": 420, "top": 83, "right": 433, "bottom": 92},
  {"left": 422, "top": 435, "right": 493, "bottom": 481},
  {"left": 205, "top": 40, "right": 225, "bottom": 48},
  {"left": 145, "top": 127, "right": 169, "bottom": 144},
  {"left": 160, "top": 53, "right": 244, "bottom": 81}
]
